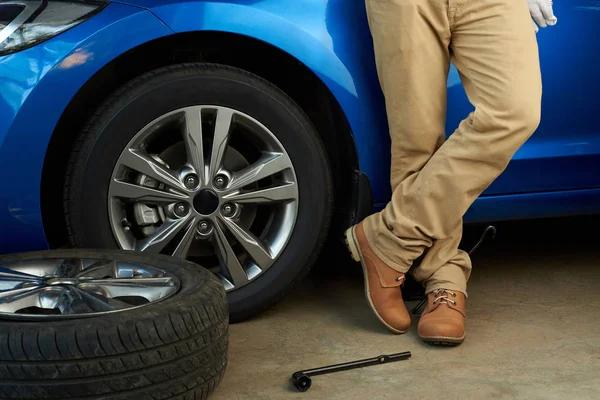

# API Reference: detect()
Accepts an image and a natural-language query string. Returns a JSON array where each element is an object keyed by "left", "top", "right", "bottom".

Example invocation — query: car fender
[
  {"left": 0, "top": 4, "right": 173, "bottom": 252},
  {"left": 142, "top": 0, "right": 392, "bottom": 202}
]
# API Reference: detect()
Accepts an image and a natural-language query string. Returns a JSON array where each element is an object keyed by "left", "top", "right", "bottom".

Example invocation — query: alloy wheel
[
  {"left": 0, "top": 257, "right": 179, "bottom": 319},
  {"left": 108, "top": 106, "right": 299, "bottom": 291}
]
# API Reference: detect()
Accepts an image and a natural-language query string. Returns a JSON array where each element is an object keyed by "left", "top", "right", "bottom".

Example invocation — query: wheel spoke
[
  {"left": 135, "top": 216, "right": 192, "bottom": 254},
  {"left": 119, "top": 148, "right": 187, "bottom": 191},
  {"left": 55, "top": 287, "right": 96, "bottom": 315},
  {"left": 110, "top": 180, "right": 188, "bottom": 204},
  {"left": 226, "top": 152, "right": 292, "bottom": 192},
  {"left": 71, "top": 258, "right": 104, "bottom": 277},
  {"left": 0, "top": 286, "right": 59, "bottom": 313},
  {"left": 74, "top": 260, "right": 119, "bottom": 279},
  {"left": 222, "top": 182, "right": 297, "bottom": 204},
  {"left": 0, "top": 266, "right": 43, "bottom": 283},
  {"left": 84, "top": 277, "right": 175, "bottom": 286},
  {"left": 170, "top": 216, "right": 198, "bottom": 258},
  {"left": 219, "top": 216, "right": 274, "bottom": 269},
  {"left": 183, "top": 107, "right": 206, "bottom": 182},
  {"left": 1, "top": 259, "right": 67, "bottom": 279},
  {"left": 68, "top": 286, "right": 119, "bottom": 312},
  {"left": 0, "top": 286, "right": 41, "bottom": 301},
  {"left": 212, "top": 220, "right": 249, "bottom": 287},
  {"left": 209, "top": 108, "right": 234, "bottom": 178},
  {"left": 78, "top": 277, "right": 176, "bottom": 302}
]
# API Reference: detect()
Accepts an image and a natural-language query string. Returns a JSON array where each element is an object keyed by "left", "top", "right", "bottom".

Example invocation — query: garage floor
[{"left": 211, "top": 217, "right": 600, "bottom": 400}]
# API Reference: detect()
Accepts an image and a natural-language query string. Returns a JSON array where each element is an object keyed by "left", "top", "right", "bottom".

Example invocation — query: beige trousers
[{"left": 362, "top": 0, "right": 542, "bottom": 295}]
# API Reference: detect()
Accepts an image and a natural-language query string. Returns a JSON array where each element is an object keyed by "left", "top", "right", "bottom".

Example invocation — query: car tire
[
  {"left": 64, "top": 63, "right": 333, "bottom": 322},
  {"left": 0, "top": 248, "right": 228, "bottom": 400}
]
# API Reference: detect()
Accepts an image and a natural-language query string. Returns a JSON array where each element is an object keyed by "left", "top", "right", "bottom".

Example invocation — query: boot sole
[
  {"left": 345, "top": 226, "right": 407, "bottom": 335},
  {"left": 419, "top": 335, "right": 465, "bottom": 346}
]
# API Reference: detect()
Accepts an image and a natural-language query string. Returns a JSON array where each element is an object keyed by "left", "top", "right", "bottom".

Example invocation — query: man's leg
[
  {"left": 345, "top": 0, "right": 452, "bottom": 333},
  {"left": 363, "top": 0, "right": 454, "bottom": 271},
  {"left": 368, "top": 0, "right": 541, "bottom": 267},
  {"left": 367, "top": 0, "right": 543, "bottom": 343},
  {"left": 415, "top": 0, "right": 542, "bottom": 344}
]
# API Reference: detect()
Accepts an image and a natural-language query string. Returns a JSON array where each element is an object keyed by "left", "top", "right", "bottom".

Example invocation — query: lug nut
[
  {"left": 214, "top": 175, "right": 228, "bottom": 189},
  {"left": 121, "top": 220, "right": 132, "bottom": 232},
  {"left": 173, "top": 203, "right": 188, "bottom": 218},
  {"left": 221, "top": 203, "right": 235, "bottom": 217},
  {"left": 197, "top": 220, "right": 212, "bottom": 234},
  {"left": 184, "top": 174, "right": 199, "bottom": 189},
  {"left": 198, "top": 221, "right": 209, "bottom": 233}
]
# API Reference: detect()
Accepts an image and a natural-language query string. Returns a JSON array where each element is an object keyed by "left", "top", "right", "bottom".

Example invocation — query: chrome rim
[
  {"left": 0, "top": 257, "right": 180, "bottom": 320},
  {"left": 108, "top": 106, "right": 299, "bottom": 291}
]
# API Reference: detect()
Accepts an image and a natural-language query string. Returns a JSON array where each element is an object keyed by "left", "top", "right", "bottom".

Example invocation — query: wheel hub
[
  {"left": 194, "top": 189, "right": 220, "bottom": 215},
  {"left": 45, "top": 277, "right": 78, "bottom": 286}
]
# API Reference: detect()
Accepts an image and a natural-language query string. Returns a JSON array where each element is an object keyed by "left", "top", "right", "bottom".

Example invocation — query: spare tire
[{"left": 0, "top": 249, "right": 228, "bottom": 400}]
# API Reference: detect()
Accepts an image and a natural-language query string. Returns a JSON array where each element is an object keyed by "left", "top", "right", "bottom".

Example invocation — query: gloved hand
[{"left": 527, "top": 0, "right": 558, "bottom": 32}]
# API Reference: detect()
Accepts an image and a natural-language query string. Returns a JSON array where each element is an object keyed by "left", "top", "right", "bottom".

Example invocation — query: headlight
[{"left": 0, "top": 0, "right": 106, "bottom": 56}]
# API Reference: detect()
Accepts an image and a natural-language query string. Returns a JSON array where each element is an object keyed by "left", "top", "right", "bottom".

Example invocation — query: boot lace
[
  {"left": 411, "top": 288, "right": 457, "bottom": 314},
  {"left": 433, "top": 289, "right": 457, "bottom": 306}
]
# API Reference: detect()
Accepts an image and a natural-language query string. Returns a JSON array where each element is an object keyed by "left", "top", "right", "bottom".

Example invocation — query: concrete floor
[{"left": 211, "top": 217, "right": 600, "bottom": 400}]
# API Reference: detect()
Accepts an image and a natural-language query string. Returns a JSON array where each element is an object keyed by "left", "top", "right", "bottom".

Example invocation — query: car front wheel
[{"left": 64, "top": 63, "right": 333, "bottom": 322}]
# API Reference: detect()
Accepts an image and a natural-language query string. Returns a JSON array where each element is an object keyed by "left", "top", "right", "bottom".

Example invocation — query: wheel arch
[{"left": 42, "top": 30, "right": 361, "bottom": 248}]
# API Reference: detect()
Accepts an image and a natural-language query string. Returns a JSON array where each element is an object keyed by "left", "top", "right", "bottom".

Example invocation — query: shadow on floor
[{"left": 212, "top": 216, "right": 600, "bottom": 400}]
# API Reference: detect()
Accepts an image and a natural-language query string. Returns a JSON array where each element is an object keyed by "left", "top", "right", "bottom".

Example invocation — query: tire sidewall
[{"left": 69, "top": 64, "right": 332, "bottom": 320}]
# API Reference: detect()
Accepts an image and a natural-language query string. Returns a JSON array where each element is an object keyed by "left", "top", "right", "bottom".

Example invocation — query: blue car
[{"left": 0, "top": 0, "right": 597, "bottom": 320}]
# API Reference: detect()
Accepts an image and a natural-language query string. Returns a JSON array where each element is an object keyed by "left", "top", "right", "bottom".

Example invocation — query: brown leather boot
[
  {"left": 417, "top": 289, "right": 466, "bottom": 345},
  {"left": 345, "top": 222, "right": 411, "bottom": 333}
]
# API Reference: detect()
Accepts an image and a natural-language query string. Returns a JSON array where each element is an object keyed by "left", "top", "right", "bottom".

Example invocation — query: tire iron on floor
[{"left": 291, "top": 351, "right": 411, "bottom": 391}]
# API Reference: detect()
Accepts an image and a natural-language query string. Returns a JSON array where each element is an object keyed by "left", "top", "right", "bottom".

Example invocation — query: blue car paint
[
  {"left": 145, "top": 0, "right": 395, "bottom": 202},
  {"left": 0, "top": 3, "right": 173, "bottom": 252},
  {"left": 0, "top": 0, "right": 598, "bottom": 254}
]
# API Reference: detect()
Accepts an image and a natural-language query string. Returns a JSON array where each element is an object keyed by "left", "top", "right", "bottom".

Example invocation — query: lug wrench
[{"left": 291, "top": 351, "right": 411, "bottom": 392}]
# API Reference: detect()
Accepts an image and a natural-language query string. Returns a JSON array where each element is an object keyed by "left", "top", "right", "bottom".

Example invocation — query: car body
[{"left": 1, "top": 0, "right": 599, "bottom": 318}]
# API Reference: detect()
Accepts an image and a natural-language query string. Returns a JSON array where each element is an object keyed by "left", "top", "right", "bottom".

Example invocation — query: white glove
[{"left": 527, "top": 0, "right": 558, "bottom": 32}]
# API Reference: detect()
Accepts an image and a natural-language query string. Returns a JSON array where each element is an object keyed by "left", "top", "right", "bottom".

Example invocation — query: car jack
[{"left": 291, "top": 351, "right": 411, "bottom": 392}]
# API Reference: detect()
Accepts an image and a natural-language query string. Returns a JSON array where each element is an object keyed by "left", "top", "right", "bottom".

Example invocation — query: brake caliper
[{"left": 133, "top": 155, "right": 168, "bottom": 236}]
